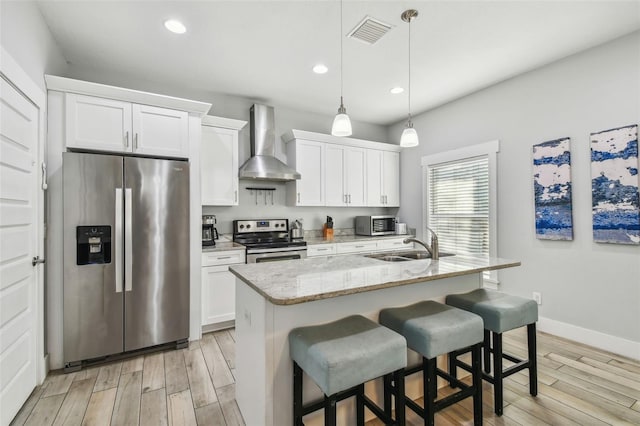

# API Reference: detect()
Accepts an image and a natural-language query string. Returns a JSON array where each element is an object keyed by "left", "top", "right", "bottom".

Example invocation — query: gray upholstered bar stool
[
  {"left": 289, "top": 315, "right": 407, "bottom": 426},
  {"left": 445, "top": 289, "right": 538, "bottom": 416},
  {"left": 379, "top": 301, "right": 484, "bottom": 426}
]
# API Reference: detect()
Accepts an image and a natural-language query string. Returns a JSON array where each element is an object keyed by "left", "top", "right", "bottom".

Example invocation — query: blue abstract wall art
[
  {"left": 590, "top": 124, "right": 639, "bottom": 245},
  {"left": 533, "top": 137, "right": 573, "bottom": 240}
]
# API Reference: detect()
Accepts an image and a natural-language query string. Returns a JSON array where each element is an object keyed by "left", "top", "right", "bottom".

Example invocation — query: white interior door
[{"left": 0, "top": 76, "right": 39, "bottom": 425}]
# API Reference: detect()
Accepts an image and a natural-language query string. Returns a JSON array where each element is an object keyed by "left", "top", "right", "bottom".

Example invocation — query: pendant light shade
[
  {"left": 332, "top": 97, "right": 352, "bottom": 136},
  {"left": 332, "top": 0, "right": 352, "bottom": 137},
  {"left": 400, "top": 9, "right": 419, "bottom": 147},
  {"left": 400, "top": 120, "right": 419, "bottom": 147}
]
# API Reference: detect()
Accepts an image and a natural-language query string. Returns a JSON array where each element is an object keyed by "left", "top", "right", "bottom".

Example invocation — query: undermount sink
[
  {"left": 369, "top": 255, "right": 412, "bottom": 262},
  {"left": 366, "top": 250, "right": 455, "bottom": 262}
]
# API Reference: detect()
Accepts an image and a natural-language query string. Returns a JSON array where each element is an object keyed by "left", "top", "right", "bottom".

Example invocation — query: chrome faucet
[{"left": 403, "top": 227, "right": 439, "bottom": 260}]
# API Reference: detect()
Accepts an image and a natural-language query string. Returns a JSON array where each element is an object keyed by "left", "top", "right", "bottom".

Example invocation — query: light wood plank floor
[{"left": 10, "top": 328, "right": 640, "bottom": 425}]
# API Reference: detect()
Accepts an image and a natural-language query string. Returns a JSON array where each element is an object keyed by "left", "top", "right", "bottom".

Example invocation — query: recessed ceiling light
[
  {"left": 164, "top": 19, "right": 186, "bottom": 34},
  {"left": 313, "top": 64, "right": 328, "bottom": 74},
  {"left": 390, "top": 87, "right": 404, "bottom": 94}
]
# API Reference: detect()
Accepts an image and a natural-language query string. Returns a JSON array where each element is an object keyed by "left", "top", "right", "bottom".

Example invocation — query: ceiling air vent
[{"left": 347, "top": 16, "right": 393, "bottom": 45}]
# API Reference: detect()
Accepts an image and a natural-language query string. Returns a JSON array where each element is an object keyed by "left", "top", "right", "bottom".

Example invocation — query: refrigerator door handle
[
  {"left": 125, "top": 188, "right": 133, "bottom": 292},
  {"left": 115, "top": 188, "right": 123, "bottom": 293}
]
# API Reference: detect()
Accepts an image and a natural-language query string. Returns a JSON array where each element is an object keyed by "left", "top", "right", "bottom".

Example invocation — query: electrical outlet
[{"left": 532, "top": 292, "right": 542, "bottom": 305}]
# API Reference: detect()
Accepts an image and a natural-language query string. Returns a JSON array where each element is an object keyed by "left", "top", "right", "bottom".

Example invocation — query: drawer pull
[
  {"left": 216, "top": 256, "right": 232, "bottom": 260},
  {"left": 355, "top": 245, "right": 365, "bottom": 248},
  {"left": 317, "top": 248, "right": 328, "bottom": 251}
]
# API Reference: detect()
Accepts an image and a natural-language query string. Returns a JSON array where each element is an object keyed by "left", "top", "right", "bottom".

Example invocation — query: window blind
[{"left": 427, "top": 156, "right": 490, "bottom": 258}]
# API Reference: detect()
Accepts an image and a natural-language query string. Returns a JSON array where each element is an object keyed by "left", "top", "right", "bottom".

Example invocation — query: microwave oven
[{"left": 355, "top": 215, "right": 397, "bottom": 236}]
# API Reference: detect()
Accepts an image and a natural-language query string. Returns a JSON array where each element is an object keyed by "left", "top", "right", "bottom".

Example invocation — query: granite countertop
[
  {"left": 304, "top": 234, "right": 413, "bottom": 245},
  {"left": 229, "top": 255, "right": 520, "bottom": 305},
  {"left": 202, "top": 241, "right": 245, "bottom": 253}
]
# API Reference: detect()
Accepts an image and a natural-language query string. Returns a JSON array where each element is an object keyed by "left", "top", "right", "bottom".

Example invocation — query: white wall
[
  {"left": 390, "top": 31, "right": 640, "bottom": 356},
  {"left": 65, "top": 64, "right": 398, "bottom": 232},
  {"left": 0, "top": 1, "right": 68, "bottom": 90}
]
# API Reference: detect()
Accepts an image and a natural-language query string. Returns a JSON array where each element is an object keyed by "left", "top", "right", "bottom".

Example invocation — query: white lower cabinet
[
  {"left": 202, "top": 250, "right": 245, "bottom": 330},
  {"left": 335, "top": 240, "right": 379, "bottom": 254},
  {"left": 307, "top": 244, "right": 337, "bottom": 257},
  {"left": 376, "top": 237, "right": 413, "bottom": 251},
  {"left": 307, "top": 238, "right": 414, "bottom": 258}
]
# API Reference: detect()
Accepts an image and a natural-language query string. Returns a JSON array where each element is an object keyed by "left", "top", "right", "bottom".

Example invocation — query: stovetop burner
[{"left": 233, "top": 219, "right": 307, "bottom": 251}]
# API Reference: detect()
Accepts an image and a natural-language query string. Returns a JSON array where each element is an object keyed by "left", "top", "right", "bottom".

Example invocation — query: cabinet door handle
[
  {"left": 344, "top": 194, "right": 347, "bottom": 203},
  {"left": 41, "top": 162, "right": 48, "bottom": 190},
  {"left": 124, "top": 131, "right": 129, "bottom": 148},
  {"left": 348, "top": 194, "right": 351, "bottom": 203},
  {"left": 134, "top": 133, "right": 139, "bottom": 150},
  {"left": 384, "top": 195, "right": 388, "bottom": 204},
  {"left": 234, "top": 190, "right": 238, "bottom": 203},
  {"left": 297, "top": 192, "right": 300, "bottom": 203}
]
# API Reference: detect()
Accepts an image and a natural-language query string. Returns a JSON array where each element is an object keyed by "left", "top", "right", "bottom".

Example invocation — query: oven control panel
[{"left": 234, "top": 219, "right": 289, "bottom": 233}]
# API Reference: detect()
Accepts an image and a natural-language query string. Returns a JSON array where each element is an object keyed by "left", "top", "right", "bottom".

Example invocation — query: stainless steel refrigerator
[{"left": 63, "top": 152, "right": 190, "bottom": 370}]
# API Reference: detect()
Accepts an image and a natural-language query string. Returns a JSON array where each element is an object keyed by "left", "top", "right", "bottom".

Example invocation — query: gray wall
[
  {"left": 66, "top": 64, "right": 397, "bottom": 233},
  {"left": 389, "top": 31, "right": 640, "bottom": 345},
  {"left": 0, "top": 1, "right": 68, "bottom": 89}
]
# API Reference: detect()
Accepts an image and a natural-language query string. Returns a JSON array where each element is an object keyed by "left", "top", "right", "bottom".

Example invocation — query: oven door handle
[{"left": 246, "top": 246, "right": 307, "bottom": 254}]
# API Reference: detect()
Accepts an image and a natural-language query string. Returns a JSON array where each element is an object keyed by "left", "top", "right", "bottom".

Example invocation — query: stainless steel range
[{"left": 233, "top": 219, "right": 307, "bottom": 263}]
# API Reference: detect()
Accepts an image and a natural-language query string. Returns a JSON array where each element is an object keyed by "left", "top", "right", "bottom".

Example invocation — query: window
[{"left": 422, "top": 141, "right": 499, "bottom": 285}]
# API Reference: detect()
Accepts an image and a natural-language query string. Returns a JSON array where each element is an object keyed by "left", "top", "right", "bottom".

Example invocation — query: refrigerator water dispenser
[{"left": 76, "top": 226, "right": 111, "bottom": 265}]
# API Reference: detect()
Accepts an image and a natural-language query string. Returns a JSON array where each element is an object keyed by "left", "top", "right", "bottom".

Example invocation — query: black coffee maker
[{"left": 202, "top": 215, "right": 219, "bottom": 247}]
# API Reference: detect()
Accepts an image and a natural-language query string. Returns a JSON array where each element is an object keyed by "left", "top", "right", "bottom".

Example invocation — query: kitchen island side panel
[
  {"left": 235, "top": 273, "right": 482, "bottom": 426},
  {"left": 235, "top": 279, "right": 271, "bottom": 426}
]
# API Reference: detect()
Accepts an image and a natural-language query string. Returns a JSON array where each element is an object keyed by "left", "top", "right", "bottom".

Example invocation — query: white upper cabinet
[
  {"left": 283, "top": 130, "right": 400, "bottom": 207},
  {"left": 65, "top": 93, "right": 189, "bottom": 158},
  {"left": 325, "top": 144, "right": 346, "bottom": 206},
  {"left": 286, "top": 139, "right": 325, "bottom": 206},
  {"left": 131, "top": 104, "right": 188, "bottom": 157},
  {"left": 47, "top": 75, "right": 212, "bottom": 159},
  {"left": 326, "top": 145, "right": 366, "bottom": 206},
  {"left": 201, "top": 116, "right": 247, "bottom": 206},
  {"left": 65, "top": 94, "right": 132, "bottom": 153},
  {"left": 382, "top": 151, "right": 400, "bottom": 206},
  {"left": 366, "top": 149, "right": 383, "bottom": 206},
  {"left": 367, "top": 149, "right": 400, "bottom": 207}
]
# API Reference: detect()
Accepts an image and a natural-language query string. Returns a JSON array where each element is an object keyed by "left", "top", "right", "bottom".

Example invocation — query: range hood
[{"left": 238, "top": 104, "right": 301, "bottom": 181}]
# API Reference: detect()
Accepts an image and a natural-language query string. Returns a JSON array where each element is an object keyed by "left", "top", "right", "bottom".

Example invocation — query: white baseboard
[{"left": 538, "top": 316, "right": 640, "bottom": 361}]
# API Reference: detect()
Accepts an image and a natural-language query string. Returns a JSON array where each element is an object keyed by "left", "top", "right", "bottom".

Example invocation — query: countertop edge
[{"left": 230, "top": 259, "right": 521, "bottom": 306}]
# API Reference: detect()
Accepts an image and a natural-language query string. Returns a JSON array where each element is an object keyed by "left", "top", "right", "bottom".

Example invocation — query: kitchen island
[{"left": 229, "top": 254, "right": 520, "bottom": 425}]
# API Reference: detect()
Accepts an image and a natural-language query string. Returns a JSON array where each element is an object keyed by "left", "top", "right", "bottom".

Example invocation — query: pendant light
[
  {"left": 400, "top": 9, "right": 419, "bottom": 147},
  {"left": 331, "top": 0, "right": 352, "bottom": 137}
]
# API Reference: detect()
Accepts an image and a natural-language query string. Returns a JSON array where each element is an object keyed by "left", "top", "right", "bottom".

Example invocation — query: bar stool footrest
[{"left": 450, "top": 346, "right": 531, "bottom": 381}]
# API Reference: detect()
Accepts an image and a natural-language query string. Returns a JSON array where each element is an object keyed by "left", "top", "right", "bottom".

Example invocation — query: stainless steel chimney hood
[{"left": 238, "top": 104, "right": 301, "bottom": 181}]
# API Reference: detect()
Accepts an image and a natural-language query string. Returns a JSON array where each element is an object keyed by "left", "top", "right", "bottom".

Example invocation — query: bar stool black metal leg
[
  {"left": 493, "top": 332, "right": 503, "bottom": 416},
  {"left": 448, "top": 350, "right": 457, "bottom": 388},
  {"left": 324, "top": 394, "right": 337, "bottom": 426},
  {"left": 356, "top": 384, "right": 365, "bottom": 426},
  {"left": 424, "top": 357, "right": 436, "bottom": 426},
  {"left": 394, "top": 369, "right": 406, "bottom": 426},
  {"left": 483, "top": 329, "right": 491, "bottom": 374},
  {"left": 383, "top": 373, "right": 392, "bottom": 417},
  {"left": 293, "top": 362, "right": 303, "bottom": 426},
  {"left": 528, "top": 323, "right": 538, "bottom": 397},
  {"left": 472, "top": 343, "right": 483, "bottom": 426}
]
